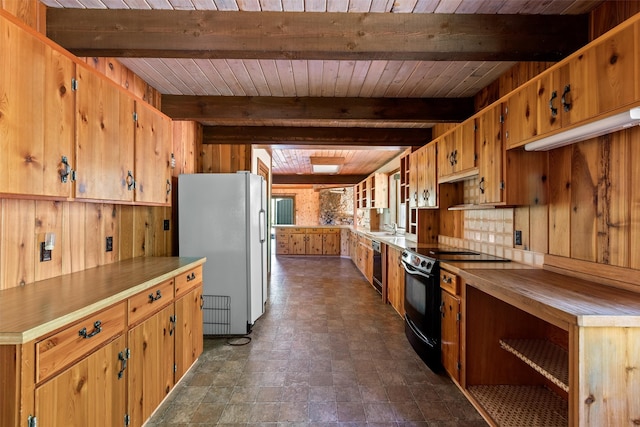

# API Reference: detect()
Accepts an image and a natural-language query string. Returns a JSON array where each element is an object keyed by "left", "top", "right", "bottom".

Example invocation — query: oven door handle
[
  {"left": 405, "top": 315, "right": 436, "bottom": 348},
  {"left": 401, "top": 261, "right": 433, "bottom": 280}
]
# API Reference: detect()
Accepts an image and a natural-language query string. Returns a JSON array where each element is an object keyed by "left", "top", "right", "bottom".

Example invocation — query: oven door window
[{"left": 405, "top": 273, "right": 427, "bottom": 317}]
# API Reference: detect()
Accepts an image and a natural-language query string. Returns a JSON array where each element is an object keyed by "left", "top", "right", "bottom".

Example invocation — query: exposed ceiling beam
[
  {"left": 273, "top": 174, "right": 368, "bottom": 185},
  {"left": 202, "top": 126, "right": 432, "bottom": 146},
  {"left": 163, "top": 96, "right": 473, "bottom": 124},
  {"left": 46, "top": 10, "right": 588, "bottom": 61}
]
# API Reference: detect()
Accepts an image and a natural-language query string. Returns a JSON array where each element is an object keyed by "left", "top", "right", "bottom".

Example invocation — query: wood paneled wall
[
  {"left": 0, "top": 0, "right": 44, "bottom": 32},
  {"left": 272, "top": 188, "right": 320, "bottom": 226},
  {"left": 199, "top": 144, "right": 252, "bottom": 174}
]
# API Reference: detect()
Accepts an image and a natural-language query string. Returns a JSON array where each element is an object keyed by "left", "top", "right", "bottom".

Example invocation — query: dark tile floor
[{"left": 147, "top": 255, "right": 487, "bottom": 426}]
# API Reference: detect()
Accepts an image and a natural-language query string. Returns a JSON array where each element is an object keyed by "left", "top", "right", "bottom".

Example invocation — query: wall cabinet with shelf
[
  {"left": 476, "top": 103, "right": 548, "bottom": 206},
  {"left": 369, "top": 173, "right": 389, "bottom": 209}
]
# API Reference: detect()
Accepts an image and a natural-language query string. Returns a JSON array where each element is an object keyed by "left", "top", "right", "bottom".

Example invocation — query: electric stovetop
[{"left": 405, "top": 247, "right": 511, "bottom": 262}]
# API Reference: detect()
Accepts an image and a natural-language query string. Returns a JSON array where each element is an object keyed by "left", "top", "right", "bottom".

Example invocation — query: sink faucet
[{"left": 384, "top": 223, "right": 398, "bottom": 235}]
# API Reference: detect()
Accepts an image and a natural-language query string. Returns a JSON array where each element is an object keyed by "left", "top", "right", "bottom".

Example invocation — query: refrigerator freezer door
[{"left": 247, "top": 173, "right": 267, "bottom": 324}]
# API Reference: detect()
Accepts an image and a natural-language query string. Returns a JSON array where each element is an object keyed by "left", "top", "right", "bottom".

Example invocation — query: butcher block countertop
[
  {"left": 458, "top": 268, "right": 640, "bottom": 330},
  {"left": 0, "top": 257, "right": 206, "bottom": 345}
]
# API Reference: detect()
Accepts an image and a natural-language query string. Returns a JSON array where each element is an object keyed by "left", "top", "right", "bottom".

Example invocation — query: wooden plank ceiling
[{"left": 42, "top": 0, "right": 603, "bottom": 185}]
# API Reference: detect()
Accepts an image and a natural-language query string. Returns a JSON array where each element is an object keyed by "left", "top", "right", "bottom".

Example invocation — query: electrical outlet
[
  {"left": 514, "top": 230, "right": 522, "bottom": 246},
  {"left": 106, "top": 236, "right": 113, "bottom": 252},
  {"left": 164, "top": 219, "right": 170, "bottom": 231},
  {"left": 40, "top": 242, "right": 52, "bottom": 262}
]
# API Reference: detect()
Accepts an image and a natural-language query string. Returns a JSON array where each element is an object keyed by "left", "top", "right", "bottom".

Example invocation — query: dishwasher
[{"left": 371, "top": 240, "right": 382, "bottom": 294}]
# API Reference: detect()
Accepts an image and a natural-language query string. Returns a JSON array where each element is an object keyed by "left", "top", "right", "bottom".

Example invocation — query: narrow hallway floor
[{"left": 147, "top": 255, "right": 487, "bottom": 426}]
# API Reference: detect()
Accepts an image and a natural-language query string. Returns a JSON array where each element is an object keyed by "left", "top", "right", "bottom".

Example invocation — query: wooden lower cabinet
[
  {"left": 175, "top": 286, "right": 204, "bottom": 379},
  {"left": 128, "top": 304, "right": 175, "bottom": 427},
  {"left": 386, "top": 245, "right": 405, "bottom": 317},
  {"left": 1, "top": 262, "right": 205, "bottom": 427},
  {"left": 35, "top": 334, "right": 127, "bottom": 427},
  {"left": 275, "top": 227, "right": 342, "bottom": 255},
  {"left": 440, "top": 290, "right": 461, "bottom": 383}
]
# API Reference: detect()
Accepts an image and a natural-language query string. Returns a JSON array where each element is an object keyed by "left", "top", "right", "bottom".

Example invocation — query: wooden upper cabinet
[
  {"left": 504, "top": 81, "right": 539, "bottom": 149},
  {"left": 408, "top": 150, "right": 419, "bottom": 208},
  {"left": 507, "top": 18, "right": 638, "bottom": 149},
  {"left": 0, "top": 14, "right": 74, "bottom": 198},
  {"left": 370, "top": 173, "right": 388, "bottom": 209},
  {"left": 134, "top": 101, "right": 172, "bottom": 205},
  {"left": 422, "top": 142, "right": 437, "bottom": 207},
  {"left": 75, "top": 64, "right": 135, "bottom": 202},
  {"left": 477, "top": 104, "right": 504, "bottom": 205},
  {"left": 439, "top": 120, "right": 477, "bottom": 180}
]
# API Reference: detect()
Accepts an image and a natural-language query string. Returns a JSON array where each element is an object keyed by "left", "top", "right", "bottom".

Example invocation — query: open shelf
[
  {"left": 499, "top": 339, "right": 569, "bottom": 393},
  {"left": 468, "top": 385, "right": 568, "bottom": 427}
]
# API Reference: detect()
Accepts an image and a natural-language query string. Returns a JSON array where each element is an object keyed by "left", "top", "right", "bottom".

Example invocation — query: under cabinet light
[{"left": 524, "top": 107, "right": 640, "bottom": 151}]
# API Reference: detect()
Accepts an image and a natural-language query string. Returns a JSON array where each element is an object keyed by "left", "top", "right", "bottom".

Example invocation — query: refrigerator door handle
[{"left": 259, "top": 209, "right": 266, "bottom": 243}]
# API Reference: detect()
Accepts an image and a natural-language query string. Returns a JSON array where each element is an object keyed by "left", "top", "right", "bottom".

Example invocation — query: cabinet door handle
[
  {"left": 126, "top": 170, "right": 136, "bottom": 190},
  {"left": 449, "top": 151, "right": 455, "bottom": 166},
  {"left": 148, "top": 289, "right": 162, "bottom": 303},
  {"left": 479, "top": 177, "right": 486, "bottom": 194},
  {"left": 166, "top": 179, "right": 172, "bottom": 196},
  {"left": 549, "top": 90, "right": 558, "bottom": 118},
  {"left": 78, "top": 320, "right": 102, "bottom": 339},
  {"left": 200, "top": 295, "right": 204, "bottom": 310},
  {"left": 561, "top": 84, "right": 572, "bottom": 112},
  {"left": 422, "top": 190, "right": 427, "bottom": 200},
  {"left": 59, "top": 156, "right": 75, "bottom": 183},
  {"left": 117, "top": 348, "right": 130, "bottom": 379},
  {"left": 440, "top": 301, "right": 445, "bottom": 317},
  {"left": 169, "top": 315, "right": 177, "bottom": 336},
  {"left": 413, "top": 191, "right": 418, "bottom": 201}
]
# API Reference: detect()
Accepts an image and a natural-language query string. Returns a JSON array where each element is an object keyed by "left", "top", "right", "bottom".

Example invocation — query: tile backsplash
[{"left": 438, "top": 179, "right": 544, "bottom": 267}]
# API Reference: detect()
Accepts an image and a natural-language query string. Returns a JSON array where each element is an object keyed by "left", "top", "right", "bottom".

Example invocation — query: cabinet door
[
  {"left": 76, "top": 65, "right": 134, "bottom": 202},
  {"left": 306, "top": 232, "right": 323, "bottom": 255},
  {"left": 455, "top": 119, "right": 476, "bottom": 173},
  {"left": 416, "top": 147, "right": 427, "bottom": 207},
  {"left": 128, "top": 305, "right": 175, "bottom": 427},
  {"left": 322, "top": 232, "right": 340, "bottom": 255},
  {"left": 504, "top": 81, "right": 538, "bottom": 149},
  {"left": 386, "top": 246, "right": 404, "bottom": 316},
  {"left": 0, "top": 17, "right": 75, "bottom": 198},
  {"left": 175, "top": 285, "right": 203, "bottom": 380},
  {"left": 35, "top": 335, "right": 127, "bottom": 427},
  {"left": 134, "top": 101, "right": 172, "bottom": 205},
  {"left": 408, "top": 151, "right": 419, "bottom": 208},
  {"left": 593, "top": 23, "right": 636, "bottom": 116},
  {"left": 423, "top": 142, "right": 437, "bottom": 207},
  {"left": 437, "top": 136, "right": 453, "bottom": 179},
  {"left": 477, "top": 104, "right": 504, "bottom": 204},
  {"left": 288, "top": 233, "right": 305, "bottom": 255},
  {"left": 441, "top": 290, "right": 460, "bottom": 382}
]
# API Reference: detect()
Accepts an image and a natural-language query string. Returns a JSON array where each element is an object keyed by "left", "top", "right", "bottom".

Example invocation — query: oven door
[{"left": 402, "top": 261, "right": 441, "bottom": 345}]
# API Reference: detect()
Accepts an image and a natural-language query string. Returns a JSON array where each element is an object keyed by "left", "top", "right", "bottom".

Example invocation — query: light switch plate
[
  {"left": 40, "top": 242, "right": 52, "bottom": 262},
  {"left": 515, "top": 230, "right": 522, "bottom": 246},
  {"left": 106, "top": 236, "right": 113, "bottom": 252}
]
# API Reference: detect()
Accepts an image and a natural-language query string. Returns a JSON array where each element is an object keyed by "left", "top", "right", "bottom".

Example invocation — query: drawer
[
  {"left": 307, "top": 228, "right": 323, "bottom": 233},
  {"left": 37, "top": 302, "right": 126, "bottom": 383},
  {"left": 440, "top": 270, "right": 459, "bottom": 295},
  {"left": 276, "top": 231, "right": 288, "bottom": 239},
  {"left": 323, "top": 228, "right": 340, "bottom": 234},
  {"left": 276, "top": 242, "right": 289, "bottom": 254},
  {"left": 288, "top": 227, "right": 306, "bottom": 233},
  {"left": 175, "top": 266, "right": 202, "bottom": 298},
  {"left": 128, "top": 279, "right": 174, "bottom": 327}
]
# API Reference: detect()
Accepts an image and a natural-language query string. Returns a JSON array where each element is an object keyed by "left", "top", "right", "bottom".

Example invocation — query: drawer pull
[
  {"left": 442, "top": 275, "right": 452, "bottom": 284},
  {"left": 148, "top": 289, "right": 162, "bottom": 303},
  {"left": 117, "top": 348, "right": 130, "bottom": 380},
  {"left": 78, "top": 320, "right": 102, "bottom": 339},
  {"left": 200, "top": 295, "right": 204, "bottom": 310},
  {"left": 186, "top": 272, "right": 196, "bottom": 282}
]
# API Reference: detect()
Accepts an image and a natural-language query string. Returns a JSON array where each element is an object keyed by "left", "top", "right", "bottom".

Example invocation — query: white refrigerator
[{"left": 178, "top": 172, "right": 267, "bottom": 335}]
